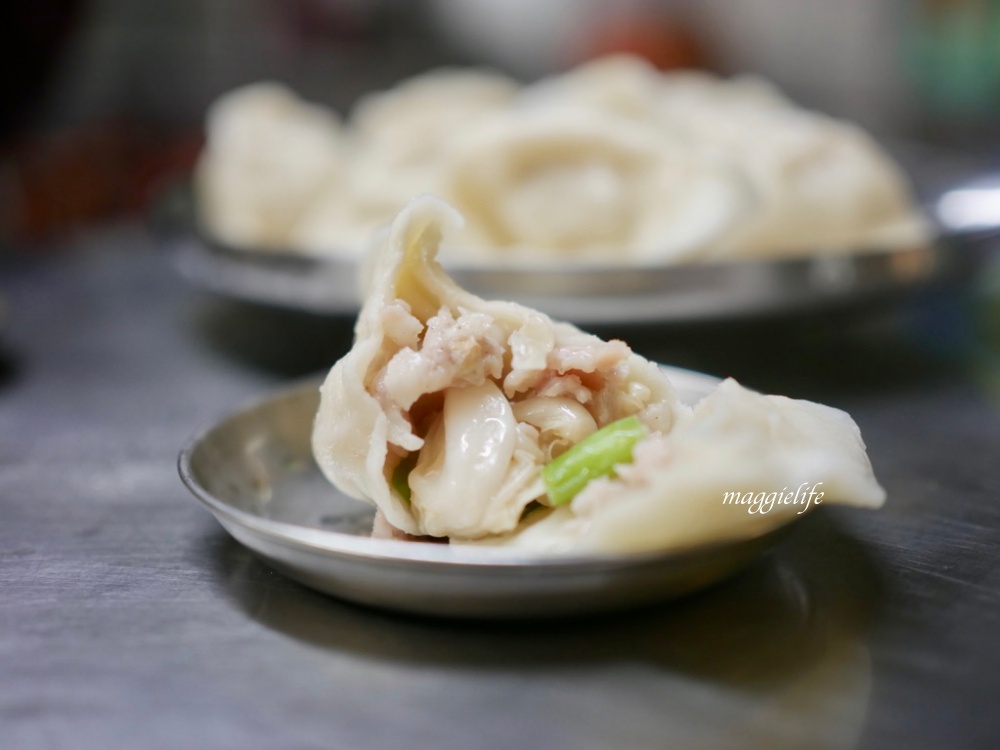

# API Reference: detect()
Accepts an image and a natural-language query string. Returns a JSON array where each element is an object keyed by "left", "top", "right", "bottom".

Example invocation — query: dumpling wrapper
[
  {"left": 313, "top": 195, "right": 681, "bottom": 539},
  {"left": 349, "top": 68, "right": 518, "bottom": 165},
  {"left": 518, "top": 57, "right": 927, "bottom": 258},
  {"left": 517, "top": 55, "right": 790, "bottom": 131},
  {"left": 470, "top": 378, "right": 885, "bottom": 554},
  {"left": 293, "top": 69, "right": 518, "bottom": 254},
  {"left": 195, "top": 82, "right": 345, "bottom": 250},
  {"left": 516, "top": 55, "right": 670, "bottom": 123},
  {"left": 650, "top": 78, "right": 929, "bottom": 256},
  {"left": 198, "top": 60, "right": 927, "bottom": 263},
  {"left": 717, "top": 116, "right": 930, "bottom": 255},
  {"left": 442, "top": 111, "right": 755, "bottom": 263},
  {"left": 314, "top": 196, "right": 886, "bottom": 552}
]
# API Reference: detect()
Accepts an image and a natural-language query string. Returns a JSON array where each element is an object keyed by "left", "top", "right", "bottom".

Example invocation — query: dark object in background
[
  {"left": 3, "top": 122, "right": 203, "bottom": 247},
  {"left": 903, "top": 0, "right": 1000, "bottom": 149},
  {"left": 0, "top": 1, "right": 81, "bottom": 141}
]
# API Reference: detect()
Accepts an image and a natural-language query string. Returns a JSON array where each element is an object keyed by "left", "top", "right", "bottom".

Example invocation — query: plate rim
[{"left": 160, "top": 181, "right": 985, "bottom": 324}]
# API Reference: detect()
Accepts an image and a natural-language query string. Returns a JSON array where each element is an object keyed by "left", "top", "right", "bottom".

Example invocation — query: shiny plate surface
[
  {"left": 178, "top": 366, "right": 799, "bottom": 618},
  {"left": 161, "top": 183, "right": 982, "bottom": 325}
]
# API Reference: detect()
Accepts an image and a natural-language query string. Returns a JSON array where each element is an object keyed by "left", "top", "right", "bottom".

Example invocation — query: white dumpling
[
  {"left": 312, "top": 196, "right": 683, "bottom": 539},
  {"left": 316, "top": 197, "right": 887, "bottom": 552},
  {"left": 350, "top": 68, "right": 518, "bottom": 165},
  {"left": 195, "top": 82, "right": 345, "bottom": 250},
  {"left": 293, "top": 69, "right": 517, "bottom": 255},
  {"left": 471, "top": 379, "right": 886, "bottom": 554},
  {"left": 441, "top": 111, "right": 754, "bottom": 263},
  {"left": 517, "top": 59, "right": 927, "bottom": 256},
  {"left": 652, "top": 78, "right": 928, "bottom": 255},
  {"left": 287, "top": 178, "right": 376, "bottom": 256},
  {"left": 348, "top": 69, "right": 518, "bottom": 221},
  {"left": 516, "top": 55, "right": 668, "bottom": 123},
  {"left": 197, "top": 60, "right": 927, "bottom": 263},
  {"left": 519, "top": 56, "right": 792, "bottom": 126},
  {"left": 656, "top": 69, "right": 796, "bottom": 123},
  {"left": 715, "top": 116, "right": 930, "bottom": 255}
]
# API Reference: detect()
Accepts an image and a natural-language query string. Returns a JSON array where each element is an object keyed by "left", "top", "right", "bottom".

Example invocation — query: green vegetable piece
[
  {"left": 390, "top": 454, "right": 418, "bottom": 503},
  {"left": 542, "top": 415, "right": 647, "bottom": 506}
]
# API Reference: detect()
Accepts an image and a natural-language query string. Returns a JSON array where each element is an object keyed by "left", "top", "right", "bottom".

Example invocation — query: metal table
[{"left": 2, "top": 226, "right": 999, "bottom": 749}]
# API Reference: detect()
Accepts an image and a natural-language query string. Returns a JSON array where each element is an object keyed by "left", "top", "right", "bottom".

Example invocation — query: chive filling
[
  {"left": 541, "top": 415, "right": 647, "bottom": 506},
  {"left": 390, "top": 453, "right": 418, "bottom": 503}
]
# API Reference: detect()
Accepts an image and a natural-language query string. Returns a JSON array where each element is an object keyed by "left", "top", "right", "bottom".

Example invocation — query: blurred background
[{"left": 1, "top": 0, "right": 999, "bottom": 250}]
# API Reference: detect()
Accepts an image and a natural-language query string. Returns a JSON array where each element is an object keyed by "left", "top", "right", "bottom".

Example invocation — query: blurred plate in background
[{"left": 159, "top": 182, "right": 990, "bottom": 326}]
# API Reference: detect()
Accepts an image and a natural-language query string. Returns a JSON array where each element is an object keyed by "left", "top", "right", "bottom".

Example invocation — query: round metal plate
[
  {"left": 160, "top": 183, "right": 983, "bottom": 326},
  {"left": 178, "top": 366, "right": 801, "bottom": 619}
]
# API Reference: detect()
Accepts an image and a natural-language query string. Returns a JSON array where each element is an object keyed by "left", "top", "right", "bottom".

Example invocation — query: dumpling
[
  {"left": 474, "top": 378, "right": 885, "bottom": 553},
  {"left": 656, "top": 69, "right": 796, "bottom": 124},
  {"left": 312, "top": 195, "right": 682, "bottom": 539},
  {"left": 516, "top": 55, "right": 668, "bottom": 123},
  {"left": 195, "top": 82, "right": 345, "bottom": 250},
  {"left": 650, "top": 76, "right": 928, "bottom": 255},
  {"left": 442, "top": 112, "right": 755, "bottom": 263},
  {"left": 712, "top": 115, "right": 930, "bottom": 255},
  {"left": 313, "top": 196, "right": 886, "bottom": 551},
  {"left": 293, "top": 69, "right": 517, "bottom": 255},
  {"left": 350, "top": 68, "right": 517, "bottom": 167},
  {"left": 515, "top": 58, "right": 927, "bottom": 258},
  {"left": 518, "top": 56, "right": 792, "bottom": 127},
  {"left": 196, "top": 61, "right": 927, "bottom": 263}
]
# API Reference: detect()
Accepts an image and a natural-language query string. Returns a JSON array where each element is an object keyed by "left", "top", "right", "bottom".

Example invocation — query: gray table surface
[{"left": 2, "top": 225, "right": 999, "bottom": 750}]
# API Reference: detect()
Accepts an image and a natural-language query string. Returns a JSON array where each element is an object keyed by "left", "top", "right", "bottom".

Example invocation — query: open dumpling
[
  {"left": 472, "top": 378, "right": 885, "bottom": 553},
  {"left": 313, "top": 196, "right": 885, "bottom": 550},
  {"left": 313, "top": 196, "right": 680, "bottom": 539}
]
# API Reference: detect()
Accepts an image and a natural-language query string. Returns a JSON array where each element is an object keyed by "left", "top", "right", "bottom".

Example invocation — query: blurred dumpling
[
  {"left": 649, "top": 74, "right": 927, "bottom": 255},
  {"left": 442, "top": 112, "right": 755, "bottom": 263},
  {"left": 197, "top": 58, "right": 928, "bottom": 264},
  {"left": 312, "top": 195, "right": 682, "bottom": 539},
  {"left": 656, "top": 69, "right": 795, "bottom": 123},
  {"left": 293, "top": 69, "right": 518, "bottom": 254},
  {"left": 195, "top": 82, "right": 345, "bottom": 250},
  {"left": 709, "top": 116, "right": 929, "bottom": 255},
  {"left": 518, "top": 59, "right": 926, "bottom": 257},
  {"left": 350, "top": 68, "right": 518, "bottom": 169},
  {"left": 516, "top": 55, "right": 668, "bottom": 123},
  {"left": 518, "top": 56, "right": 792, "bottom": 126}
]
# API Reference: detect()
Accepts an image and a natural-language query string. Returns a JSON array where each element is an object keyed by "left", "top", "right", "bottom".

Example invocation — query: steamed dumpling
[
  {"left": 350, "top": 68, "right": 518, "bottom": 169},
  {"left": 313, "top": 196, "right": 886, "bottom": 551},
  {"left": 517, "top": 57, "right": 925, "bottom": 257},
  {"left": 711, "top": 116, "right": 929, "bottom": 255},
  {"left": 648, "top": 76, "right": 927, "bottom": 255},
  {"left": 293, "top": 69, "right": 518, "bottom": 254},
  {"left": 518, "top": 56, "right": 792, "bottom": 126},
  {"left": 198, "top": 59, "right": 927, "bottom": 263},
  {"left": 478, "top": 378, "right": 885, "bottom": 553},
  {"left": 443, "top": 112, "right": 754, "bottom": 263},
  {"left": 312, "top": 195, "right": 681, "bottom": 539},
  {"left": 195, "top": 82, "right": 345, "bottom": 250},
  {"left": 516, "top": 55, "right": 669, "bottom": 123}
]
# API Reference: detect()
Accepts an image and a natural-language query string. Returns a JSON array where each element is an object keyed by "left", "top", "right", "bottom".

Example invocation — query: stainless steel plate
[
  {"left": 160, "top": 183, "right": 981, "bottom": 325},
  {"left": 178, "top": 366, "right": 800, "bottom": 619}
]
